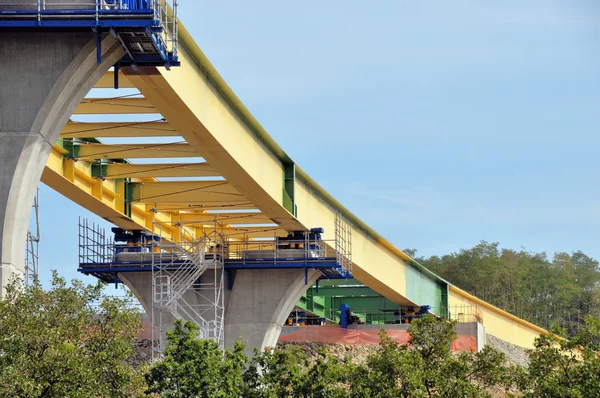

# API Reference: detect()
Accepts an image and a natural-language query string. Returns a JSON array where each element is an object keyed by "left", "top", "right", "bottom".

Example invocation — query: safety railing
[
  {"left": 227, "top": 237, "right": 337, "bottom": 264},
  {"left": 78, "top": 217, "right": 115, "bottom": 266},
  {"left": 0, "top": 0, "right": 178, "bottom": 59}
]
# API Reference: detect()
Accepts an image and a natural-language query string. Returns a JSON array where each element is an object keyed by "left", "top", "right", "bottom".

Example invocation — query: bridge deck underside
[{"left": 44, "top": 56, "right": 433, "bottom": 310}]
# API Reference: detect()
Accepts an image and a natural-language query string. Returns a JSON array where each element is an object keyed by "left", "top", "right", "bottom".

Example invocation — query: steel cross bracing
[{"left": 151, "top": 220, "right": 226, "bottom": 359}]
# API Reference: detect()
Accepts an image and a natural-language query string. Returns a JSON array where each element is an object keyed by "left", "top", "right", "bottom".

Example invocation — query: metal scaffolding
[
  {"left": 151, "top": 220, "right": 226, "bottom": 359},
  {"left": 77, "top": 217, "right": 226, "bottom": 359},
  {"left": 24, "top": 188, "right": 40, "bottom": 285},
  {"left": 335, "top": 212, "right": 352, "bottom": 277}
]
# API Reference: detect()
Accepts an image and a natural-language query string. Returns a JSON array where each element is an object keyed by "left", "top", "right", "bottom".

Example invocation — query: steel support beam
[
  {"left": 60, "top": 121, "right": 178, "bottom": 138},
  {"left": 94, "top": 70, "right": 134, "bottom": 88},
  {"left": 129, "top": 180, "right": 246, "bottom": 204},
  {"left": 74, "top": 97, "right": 156, "bottom": 114},
  {"left": 96, "top": 162, "right": 218, "bottom": 178},
  {"left": 76, "top": 142, "right": 201, "bottom": 159}
]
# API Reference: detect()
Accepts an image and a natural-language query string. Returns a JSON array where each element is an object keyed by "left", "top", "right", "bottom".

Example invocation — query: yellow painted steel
[
  {"left": 130, "top": 180, "right": 246, "bottom": 205},
  {"left": 36, "top": 17, "right": 548, "bottom": 350},
  {"left": 42, "top": 145, "right": 196, "bottom": 242},
  {"left": 122, "top": 59, "right": 294, "bottom": 230},
  {"left": 61, "top": 121, "right": 178, "bottom": 138},
  {"left": 294, "top": 177, "right": 414, "bottom": 306},
  {"left": 74, "top": 97, "right": 156, "bottom": 114},
  {"left": 102, "top": 162, "right": 218, "bottom": 178},
  {"left": 175, "top": 212, "right": 274, "bottom": 225},
  {"left": 448, "top": 286, "right": 547, "bottom": 348},
  {"left": 94, "top": 71, "right": 134, "bottom": 88},
  {"left": 149, "top": 202, "right": 257, "bottom": 212},
  {"left": 76, "top": 143, "right": 201, "bottom": 159},
  {"left": 218, "top": 227, "right": 285, "bottom": 239}
]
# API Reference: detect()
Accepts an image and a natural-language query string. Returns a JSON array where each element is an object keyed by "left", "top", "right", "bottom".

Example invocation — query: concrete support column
[
  {"left": 0, "top": 32, "right": 124, "bottom": 291},
  {"left": 122, "top": 268, "right": 318, "bottom": 356},
  {"left": 225, "top": 268, "right": 319, "bottom": 353}
]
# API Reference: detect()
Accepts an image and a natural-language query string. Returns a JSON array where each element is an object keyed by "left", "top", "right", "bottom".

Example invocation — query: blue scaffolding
[
  {"left": 77, "top": 221, "right": 353, "bottom": 288},
  {"left": 0, "top": 0, "right": 179, "bottom": 68}
]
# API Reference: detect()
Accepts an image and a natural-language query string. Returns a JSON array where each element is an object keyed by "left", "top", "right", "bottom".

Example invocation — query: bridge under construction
[{"left": 0, "top": 0, "right": 548, "bottom": 355}]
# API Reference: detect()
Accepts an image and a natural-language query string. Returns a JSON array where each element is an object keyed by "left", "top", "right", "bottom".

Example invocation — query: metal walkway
[{"left": 0, "top": 0, "right": 179, "bottom": 68}]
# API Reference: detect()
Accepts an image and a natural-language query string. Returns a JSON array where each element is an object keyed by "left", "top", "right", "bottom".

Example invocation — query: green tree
[
  {"left": 145, "top": 319, "right": 247, "bottom": 398},
  {"left": 348, "top": 316, "right": 513, "bottom": 397},
  {"left": 242, "top": 344, "right": 309, "bottom": 398},
  {"left": 524, "top": 316, "right": 600, "bottom": 398},
  {"left": 0, "top": 272, "right": 144, "bottom": 397},
  {"left": 419, "top": 242, "right": 600, "bottom": 336}
]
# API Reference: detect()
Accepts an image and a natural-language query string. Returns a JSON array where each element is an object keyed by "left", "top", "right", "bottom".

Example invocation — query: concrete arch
[{"left": 0, "top": 33, "right": 124, "bottom": 290}]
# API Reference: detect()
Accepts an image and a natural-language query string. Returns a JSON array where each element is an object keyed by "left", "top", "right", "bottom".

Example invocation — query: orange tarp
[{"left": 279, "top": 326, "right": 477, "bottom": 352}]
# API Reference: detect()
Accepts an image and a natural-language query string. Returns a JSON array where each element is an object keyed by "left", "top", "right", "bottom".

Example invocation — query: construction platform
[
  {"left": 0, "top": 0, "right": 179, "bottom": 68},
  {"left": 77, "top": 221, "right": 353, "bottom": 287}
]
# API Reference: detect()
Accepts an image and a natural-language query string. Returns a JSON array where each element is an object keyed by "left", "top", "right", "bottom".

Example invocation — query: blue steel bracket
[
  {"left": 114, "top": 64, "right": 119, "bottom": 89},
  {"left": 94, "top": 29, "right": 102, "bottom": 64}
]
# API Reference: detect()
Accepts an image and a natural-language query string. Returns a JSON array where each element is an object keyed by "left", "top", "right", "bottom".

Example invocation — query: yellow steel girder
[
  {"left": 146, "top": 202, "right": 257, "bottom": 212},
  {"left": 130, "top": 180, "right": 246, "bottom": 205},
  {"left": 122, "top": 66, "right": 296, "bottom": 230},
  {"left": 172, "top": 211, "right": 275, "bottom": 225},
  {"left": 74, "top": 97, "right": 156, "bottom": 114},
  {"left": 42, "top": 144, "right": 198, "bottom": 241},
  {"left": 94, "top": 71, "right": 135, "bottom": 88},
  {"left": 118, "top": 51, "right": 418, "bottom": 304},
  {"left": 60, "top": 121, "right": 178, "bottom": 138},
  {"left": 100, "top": 162, "right": 218, "bottom": 178},
  {"left": 39, "top": 18, "right": 549, "bottom": 348},
  {"left": 76, "top": 142, "right": 201, "bottom": 159}
]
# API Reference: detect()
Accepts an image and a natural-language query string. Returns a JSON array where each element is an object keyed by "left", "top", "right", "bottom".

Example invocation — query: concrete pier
[
  {"left": 0, "top": 32, "right": 123, "bottom": 291},
  {"left": 121, "top": 268, "right": 319, "bottom": 355}
]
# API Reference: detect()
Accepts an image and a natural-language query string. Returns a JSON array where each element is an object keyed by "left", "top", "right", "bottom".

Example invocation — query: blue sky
[{"left": 37, "top": 1, "right": 600, "bottom": 285}]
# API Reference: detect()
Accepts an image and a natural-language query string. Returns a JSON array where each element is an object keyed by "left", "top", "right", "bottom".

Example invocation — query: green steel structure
[{"left": 297, "top": 279, "right": 409, "bottom": 325}]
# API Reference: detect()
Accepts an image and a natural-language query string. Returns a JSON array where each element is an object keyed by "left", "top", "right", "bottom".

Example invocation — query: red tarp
[{"left": 279, "top": 326, "right": 477, "bottom": 351}]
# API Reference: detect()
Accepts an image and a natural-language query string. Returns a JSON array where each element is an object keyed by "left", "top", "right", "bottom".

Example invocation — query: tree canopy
[
  {"left": 0, "top": 273, "right": 144, "bottom": 398},
  {"left": 411, "top": 242, "right": 600, "bottom": 336}
]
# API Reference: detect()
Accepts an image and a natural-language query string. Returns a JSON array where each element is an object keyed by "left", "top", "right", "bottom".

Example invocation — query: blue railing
[{"left": 0, "top": 0, "right": 179, "bottom": 68}]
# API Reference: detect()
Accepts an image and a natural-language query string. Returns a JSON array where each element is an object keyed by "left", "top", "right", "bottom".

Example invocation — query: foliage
[
  {"left": 243, "top": 344, "right": 350, "bottom": 398},
  {"left": 410, "top": 242, "right": 600, "bottom": 336},
  {"left": 347, "top": 316, "right": 513, "bottom": 397},
  {"left": 522, "top": 316, "right": 600, "bottom": 398},
  {"left": 148, "top": 315, "right": 513, "bottom": 397},
  {"left": 0, "top": 272, "right": 144, "bottom": 398},
  {"left": 145, "top": 320, "right": 247, "bottom": 398}
]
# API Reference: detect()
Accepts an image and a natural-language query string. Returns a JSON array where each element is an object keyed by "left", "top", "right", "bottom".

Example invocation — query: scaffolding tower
[
  {"left": 151, "top": 220, "right": 226, "bottom": 359},
  {"left": 24, "top": 188, "right": 40, "bottom": 285}
]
